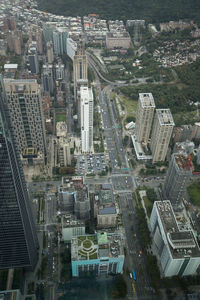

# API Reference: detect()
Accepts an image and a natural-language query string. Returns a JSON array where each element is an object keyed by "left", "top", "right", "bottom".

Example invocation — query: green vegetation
[
  {"left": 83, "top": 240, "right": 92, "bottom": 249},
  {"left": 61, "top": 248, "right": 71, "bottom": 281},
  {"left": 38, "top": 0, "right": 200, "bottom": 23},
  {"left": 0, "top": 269, "right": 8, "bottom": 290},
  {"left": 146, "top": 254, "right": 161, "bottom": 294},
  {"left": 135, "top": 206, "right": 151, "bottom": 249},
  {"left": 119, "top": 58, "right": 200, "bottom": 126},
  {"left": 89, "top": 253, "right": 98, "bottom": 259},
  {"left": 53, "top": 166, "right": 75, "bottom": 175},
  {"left": 146, "top": 188, "right": 158, "bottom": 203},
  {"left": 37, "top": 256, "right": 48, "bottom": 279},
  {"left": 187, "top": 181, "right": 200, "bottom": 206},
  {"left": 85, "top": 220, "right": 95, "bottom": 234},
  {"left": 56, "top": 114, "right": 66, "bottom": 122},
  {"left": 110, "top": 275, "right": 127, "bottom": 299},
  {"left": 118, "top": 94, "right": 137, "bottom": 115},
  {"left": 143, "top": 196, "right": 153, "bottom": 218},
  {"left": 125, "top": 115, "right": 136, "bottom": 123}
]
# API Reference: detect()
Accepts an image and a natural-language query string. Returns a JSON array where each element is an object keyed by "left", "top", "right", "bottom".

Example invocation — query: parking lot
[{"left": 75, "top": 153, "right": 108, "bottom": 175}]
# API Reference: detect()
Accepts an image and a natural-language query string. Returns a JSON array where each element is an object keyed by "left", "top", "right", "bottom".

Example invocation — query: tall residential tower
[
  {"left": 150, "top": 109, "right": 174, "bottom": 163},
  {"left": 80, "top": 86, "right": 93, "bottom": 153},
  {"left": 163, "top": 153, "right": 193, "bottom": 208},
  {"left": 73, "top": 40, "right": 88, "bottom": 102},
  {"left": 0, "top": 75, "right": 38, "bottom": 270},
  {"left": 135, "top": 93, "right": 155, "bottom": 143},
  {"left": 4, "top": 79, "right": 46, "bottom": 164}
]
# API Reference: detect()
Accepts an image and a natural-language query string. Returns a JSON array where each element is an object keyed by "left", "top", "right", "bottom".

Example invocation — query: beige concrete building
[
  {"left": 59, "top": 138, "right": 72, "bottom": 167},
  {"left": 135, "top": 93, "right": 155, "bottom": 143},
  {"left": 97, "top": 208, "right": 117, "bottom": 228},
  {"left": 150, "top": 109, "right": 174, "bottom": 163},
  {"left": 4, "top": 79, "right": 46, "bottom": 164},
  {"left": 106, "top": 32, "right": 131, "bottom": 49},
  {"left": 73, "top": 40, "right": 88, "bottom": 102},
  {"left": 7, "top": 31, "right": 22, "bottom": 55}
]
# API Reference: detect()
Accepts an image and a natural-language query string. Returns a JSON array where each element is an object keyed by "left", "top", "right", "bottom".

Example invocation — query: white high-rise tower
[{"left": 80, "top": 86, "right": 93, "bottom": 153}]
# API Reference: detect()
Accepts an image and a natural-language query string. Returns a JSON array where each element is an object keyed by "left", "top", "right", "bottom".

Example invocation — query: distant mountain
[{"left": 38, "top": 0, "right": 200, "bottom": 23}]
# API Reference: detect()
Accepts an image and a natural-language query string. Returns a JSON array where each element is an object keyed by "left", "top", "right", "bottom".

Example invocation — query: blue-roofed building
[{"left": 71, "top": 232, "right": 124, "bottom": 277}]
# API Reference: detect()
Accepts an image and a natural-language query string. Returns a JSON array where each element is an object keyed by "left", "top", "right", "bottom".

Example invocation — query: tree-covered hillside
[{"left": 38, "top": 0, "right": 200, "bottom": 23}]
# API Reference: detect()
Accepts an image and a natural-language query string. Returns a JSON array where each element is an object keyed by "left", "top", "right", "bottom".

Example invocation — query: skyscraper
[
  {"left": 52, "top": 28, "right": 68, "bottom": 56},
  {"left": 3, "top": 79, "right": 46, "bottom": 164},
  {"left": 41, "top": 64, "right": 54, "bottom": 95},
  {"left": 73, "top": 40, "right": 88, "bottom": 102},
  {"left": 80, "top": 86, "right": 93, "bottom": 153},
  {"left": 150, "top": 109, "right": 174, "bottom": 163},
  {"left": 162, "top": 153, "right": 193, "bottom": 207},
  {"left": 46, "top": 41, "right": 54, "bottom": 64},
  {"left": 135, "top": 93, "right": 155, "bottom": 143},
  {"left": 28, "top": 42, "right": 39, "bottom": 74},
  {"left": 0, "top": 75, "right": 38, "bottom": 270}
]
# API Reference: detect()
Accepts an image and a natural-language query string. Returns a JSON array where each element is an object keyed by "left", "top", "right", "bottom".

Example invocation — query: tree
[{"left": 111, "top": 275, "right": 127, "bottom": 299}]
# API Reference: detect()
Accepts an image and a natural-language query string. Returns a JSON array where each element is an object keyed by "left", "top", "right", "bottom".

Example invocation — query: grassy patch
[
  {"left": 83, "top": 240, "right": 92, "bottom": 249},
  {"left": 118, "top": 95, "right": 138, "bottom": 115},
  {"left": 89, "top": 253, "right": 98, "bottom": 260},
  {"left": 56, "top": 114, "right": 66, "bottom": 122},
  {"left": 143, "top": 196, "right": 153, "bottom": 217},
  {"left": 78, "top": 236, "right": 86, "bottom": 241},
  {"left": 188, "top": 181, "right": 200, "bottom": 206}
]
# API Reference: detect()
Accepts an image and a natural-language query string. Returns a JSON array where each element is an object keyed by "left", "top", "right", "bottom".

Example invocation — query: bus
[
  {"left": 132, "top": 269, "right": 136, "bottom": 281},
  {"left": 132, "top": 283, "right": 135, "bottom": 293}
]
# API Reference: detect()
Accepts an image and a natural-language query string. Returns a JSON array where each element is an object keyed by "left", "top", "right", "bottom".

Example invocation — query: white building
[
  {"left": 150, "top": 201, "right": 200, "bottom": 277},
  {"left": 80, "top": 86, "right": 93, "bottom": 153},
  {"left": 67, "top": 38, "right": 77, "bottom": 60}
]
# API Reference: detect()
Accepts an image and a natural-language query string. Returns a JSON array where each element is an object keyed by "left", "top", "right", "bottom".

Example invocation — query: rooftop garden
[{"left": 77, "top": 236, "right": 98, "bottom": 260}]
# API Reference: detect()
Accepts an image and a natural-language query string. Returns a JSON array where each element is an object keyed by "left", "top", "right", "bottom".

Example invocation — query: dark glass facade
[{"left": 0, "top": 75, "right": 38, "bottom": 270}]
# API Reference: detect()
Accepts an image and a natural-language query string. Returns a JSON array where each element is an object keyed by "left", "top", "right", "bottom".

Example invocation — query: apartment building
[
  {"left": 4, "top": 79, "right": 46, "bottom": 164},
  {"left": 135, "top": 93, "right": 155, "bottom": 143},
  {"left": 80, "top": 86, "right": 93, "bottom": 153},
  {"left": 150, "top": 109, "right": 174, "bottom": 163},
  {"left": 163, "top": 153, "right": 193, "bottom": 208}
]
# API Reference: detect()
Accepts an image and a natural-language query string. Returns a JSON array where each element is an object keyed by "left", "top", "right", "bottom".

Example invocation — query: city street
[{"left": 119, "top": 193, "right": 156, "bottom": 300}]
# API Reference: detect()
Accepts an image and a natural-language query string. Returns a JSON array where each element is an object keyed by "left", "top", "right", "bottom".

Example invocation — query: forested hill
[{"left": 38, "top": 0, "right": 200, "bottom": 23}]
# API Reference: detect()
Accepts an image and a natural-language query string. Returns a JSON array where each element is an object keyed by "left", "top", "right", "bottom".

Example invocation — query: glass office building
[{"left": 0, "top": 75, "right": 38, "bottom": 270}]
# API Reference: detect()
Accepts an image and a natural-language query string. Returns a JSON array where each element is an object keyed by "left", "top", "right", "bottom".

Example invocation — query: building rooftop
[
  {"left": 139, "top": 93, "right": 155, "bottom": 108},
  {"left": 106, "top": 32, "right": 130, "bottom": 38},
  {"left": 99, "top": 189, "right": 114, "bottom": 205},
  {"left": 155, "top": 201, "right": 200, "bottom": 258},
  {"left": 156, "top": 109, "right": 175, "bottom": 126},
  {"left": 71, "top": 232, "right": 124, "bottom": 261},
  {"left": 98, "top": 206, "right": 116, "bottom": 215},
  {"left": 174, "top": 153, "right": 193, "bottom": 172},
  {"left": 4, "top": 64, "right": 18, "bottom": 69}
]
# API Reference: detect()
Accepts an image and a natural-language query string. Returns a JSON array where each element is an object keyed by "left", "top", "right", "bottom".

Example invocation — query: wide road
[
  {"left": 91, "top": 68, "right": 157, "bottom": 300},
  {"left": 119, "top": 193, "right": 157, "bottom": 300}
]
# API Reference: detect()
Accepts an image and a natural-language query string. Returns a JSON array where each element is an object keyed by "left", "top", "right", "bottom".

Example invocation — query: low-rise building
[
  {"left": 106, "top": 32, "right": 131, "bottom": 49},
  {"left": 62, "top": 219, "right": 85, "bottom": 242},
  {"left": 71, "top": 232, "right": 124, "bottom": 277}
]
